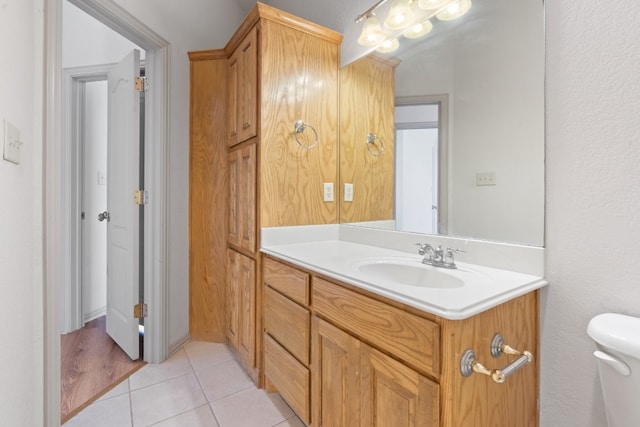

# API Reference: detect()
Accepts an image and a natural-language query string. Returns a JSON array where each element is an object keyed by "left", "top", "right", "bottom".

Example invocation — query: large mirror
[{"left": 339, "top": 0, "right": 544, "bottom": 247}]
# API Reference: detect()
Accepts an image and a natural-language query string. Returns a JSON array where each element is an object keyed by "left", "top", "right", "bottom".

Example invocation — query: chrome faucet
[{"left": 416, "top": 243, "right": 465, "bottom": 269}]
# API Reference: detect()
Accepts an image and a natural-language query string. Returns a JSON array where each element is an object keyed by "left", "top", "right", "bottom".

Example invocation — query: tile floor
[{"left": 64, "top": 341, "right": 304, "bottom": 427}]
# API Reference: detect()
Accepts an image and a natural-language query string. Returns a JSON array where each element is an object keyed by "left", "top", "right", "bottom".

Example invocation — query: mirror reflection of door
[{"left": 395, "top": 101, "right": 444, "bottom": 234}]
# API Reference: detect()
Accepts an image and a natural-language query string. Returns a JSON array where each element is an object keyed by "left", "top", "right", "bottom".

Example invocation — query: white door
[{"left": 105, "top": 50, "right": 141, "bottom": 360}]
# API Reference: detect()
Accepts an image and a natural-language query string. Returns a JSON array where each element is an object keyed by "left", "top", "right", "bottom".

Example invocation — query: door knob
[{"left": 98, "top": 211, "right": 110, "bottom": 222}]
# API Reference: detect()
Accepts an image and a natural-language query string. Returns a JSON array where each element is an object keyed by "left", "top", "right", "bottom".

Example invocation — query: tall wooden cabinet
[{"left": 189, "top": 2, "right": 342, "bottom": 384}]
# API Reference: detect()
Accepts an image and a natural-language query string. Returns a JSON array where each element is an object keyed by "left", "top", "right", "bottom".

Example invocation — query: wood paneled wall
[
  {"left": 188, "top": 50, "right": 228, "bottom": 341},
  {"left": 259, "top": 19, "right": 340, "bottom": 227},
  {"left": 339, "top": 55, "right": 397, "bottom": 223}
]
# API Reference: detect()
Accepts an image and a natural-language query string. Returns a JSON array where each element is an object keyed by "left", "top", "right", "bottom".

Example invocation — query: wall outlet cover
[{"left": 3, "top": 119, "right": 22, "bottom": 165}]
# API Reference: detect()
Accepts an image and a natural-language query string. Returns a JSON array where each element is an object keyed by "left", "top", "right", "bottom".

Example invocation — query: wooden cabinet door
[
  {"left": 237, "top": 26, "right": 258, "bottom": 143},
  {"left": 227, "top": 150, "right": 240, "bottom": 247},
  {"left": 238, "top": 143, "right": 256, "bottom": 253},
  {"left": 312, "top": 317, "right": 361, "bottom": 427},
  {"left": 228, "top": 143, "right": 256, "bottom": 253},
  {"left": 361, "top": 345, "right": 440, "bottom": 427},
  {"left": 225, "top": 250, "right": 240, "bottom": 349},
  {"left": 227, "top": 54, "right": 239, "bottom": 145},
  {"left": 237, "top": 253, "right": 256, "bottom": 369}
]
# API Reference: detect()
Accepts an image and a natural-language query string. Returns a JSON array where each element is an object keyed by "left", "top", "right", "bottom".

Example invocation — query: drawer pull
[{"left": 460, "top": 333, "right": 533, "bottom": 384}]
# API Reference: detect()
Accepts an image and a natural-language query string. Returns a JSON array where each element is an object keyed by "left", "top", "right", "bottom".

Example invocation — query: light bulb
[
  {"left": 436, "top": 0, "right": 472, "bottom": 21},
  {"left": 384, "top": 0, "right": 415, "bottom": 30},
  {"left": 357, "top": 15, "right": 386, "bottom": 46},
  {"left": 403, "top": 20, "right": 433, "bottom": 39},
  {"left": 418, "top": 0, "right": 453, "bottom": 10},
  {"left": 376, "top": 38, "right": 400, "bottom": 53}
]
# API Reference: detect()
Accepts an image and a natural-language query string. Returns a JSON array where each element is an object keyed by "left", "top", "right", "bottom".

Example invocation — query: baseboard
[
  {"left": 83, "top": 307, "right": 106, "bottom": 324},
  {"left": 168, "top": 333, "right": 191, "bottom": 357}
]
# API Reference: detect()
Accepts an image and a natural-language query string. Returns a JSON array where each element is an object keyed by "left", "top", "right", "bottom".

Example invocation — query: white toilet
[{"left": 587, "top": 313, "right": 640, "bottom": 427}]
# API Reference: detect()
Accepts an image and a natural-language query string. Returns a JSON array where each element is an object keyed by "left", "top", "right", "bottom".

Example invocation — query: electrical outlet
[
  {"left": 3, "top": 119, "right": 22, "bottom": 165},
  {"left": 344, "top": 183, "right": 354, "bottom": 202},
  {"left": 323, "top": 182, "right": 334, "bottom": 202},
  {"left": 475, "top": 172, "right": 496, "bottom": 186}
]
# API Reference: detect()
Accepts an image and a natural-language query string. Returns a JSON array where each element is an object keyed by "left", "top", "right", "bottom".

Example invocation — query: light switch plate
[
  {"left": 3, "top": 119, "right": 22, "bottom": 165},
  {"left": 475, "top": 172, "right": 496, "bottom": 186},
  {"left": 323, "top": 182, "right": 334, "bottom": 202},
  {"left": 344, "top": 183, "right": 354, "bottom": 202}
]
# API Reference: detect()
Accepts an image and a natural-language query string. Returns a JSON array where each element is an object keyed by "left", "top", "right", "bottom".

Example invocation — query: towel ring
[
  {"left": 294, "top": 120, "right": 319, "bottom": 149},
  {"left": 366, "top": 132, "right": 385, "bottom": 157}
]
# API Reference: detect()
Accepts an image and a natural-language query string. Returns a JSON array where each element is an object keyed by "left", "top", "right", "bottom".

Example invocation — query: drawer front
[
  {"left": 263, "top": 257, "right": 310, "bottom": 306},
  {"left": 264, "top": 335, "right": 311, "bottom": 425},
  {"left": 312, "top": 277, "right": 441, "bottom": 377},
  {"left": 264, "top": 286, "right": 310, "bottom": 364}
]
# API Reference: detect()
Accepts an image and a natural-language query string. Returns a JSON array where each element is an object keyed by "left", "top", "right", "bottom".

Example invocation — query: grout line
[
  {"left": 184, "top": 343, "right": 225, "bottom": 427},
  {"left": 127, "top": 379, "right": 134, "bottom": 427}
]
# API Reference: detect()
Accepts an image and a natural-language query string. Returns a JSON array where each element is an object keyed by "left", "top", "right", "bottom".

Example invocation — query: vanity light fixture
[
  {"left": 417, "top": 0, "right": 452, "bottom": 10},
  {"left": 403, "top": 19, "right": 433, "bottom": 39},
  {"left": 357, "top": 14, "right": 386, "bottom": 46},
  {"left": 384, "top": 0, "right": 415, "bottom": 30},
  {"left": 376, "top": 38, "right": 400, "bottom": 53},
  {"left": 436, "top": 0, "right": 472, "bottom": 20},
  {"left": 356, "top": 0, "right": 471, "bottom": 50}
]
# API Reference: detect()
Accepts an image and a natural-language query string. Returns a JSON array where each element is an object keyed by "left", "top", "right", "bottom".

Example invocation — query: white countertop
[{"left": 261, "top": 239, "right": 547, "bottom": 320}]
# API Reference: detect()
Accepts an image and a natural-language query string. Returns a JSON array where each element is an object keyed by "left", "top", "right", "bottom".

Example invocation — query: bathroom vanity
[
  {"left": 261, "top": 233, "right": 546, "bottom": 427},
  {"left": 187, "top": 1, "right": 546, "bottom": 425}
]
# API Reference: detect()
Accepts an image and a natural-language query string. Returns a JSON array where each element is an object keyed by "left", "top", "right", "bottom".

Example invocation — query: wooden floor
[{"left": 60, "top": 316, "right": 145, "bottom": 424}]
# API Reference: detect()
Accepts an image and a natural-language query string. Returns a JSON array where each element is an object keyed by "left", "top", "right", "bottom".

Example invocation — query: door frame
[
  {"left": 44, "top": 0, "right": 170, "bottom": 424},
  {"left": 395, "top": 94, "right": 450, "bottom": 235},
  {"left": 61, "top": 64, "right": 112, "bottom": 334}
]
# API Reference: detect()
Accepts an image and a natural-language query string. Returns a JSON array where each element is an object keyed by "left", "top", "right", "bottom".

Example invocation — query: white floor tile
[
  {"left": 64, "top": 393, "right": 132, "bottom": 427},
  {"left": 131, "top": 373, "right": 207, "bottom": 427},
  {"left": 197, "top": 359, "right": 254, "bottom": 402},
  {"left": 97, "top": 379, "right": 130, "bottom": 402},
  {"left": 274, "top": 416, "right": 306, "bottom": 427},
  {"left": 185, "top": 341, "right": 234, "bottom": 373},
  {"left": 150, "top": 404, "right": 220, "bottom": 427},
  {"left": 129, "top": 349, "right": 193, "bottom": 390},
  {"left": 210, "top": 388, "right": 294, "bottom": 427}
]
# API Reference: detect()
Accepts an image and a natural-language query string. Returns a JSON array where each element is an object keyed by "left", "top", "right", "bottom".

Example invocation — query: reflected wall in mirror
[{"left": 339, "top": 0, "right": 544, "bottom": 247}]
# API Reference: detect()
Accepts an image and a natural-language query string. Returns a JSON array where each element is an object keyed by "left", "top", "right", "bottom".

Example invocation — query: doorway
[
  {"left": 60, "top": 58, "right": 147, "bottom": 421},
  {"left": 395, "top": 95, "right": 449, "bottom": 235},
  {"left": 45, "top": 0, "right": 171, "bottom": 424}
]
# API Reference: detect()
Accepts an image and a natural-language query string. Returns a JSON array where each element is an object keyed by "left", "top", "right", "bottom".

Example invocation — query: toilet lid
[{"left": 588, "top": 313, "right": 640, "bottom": 358}]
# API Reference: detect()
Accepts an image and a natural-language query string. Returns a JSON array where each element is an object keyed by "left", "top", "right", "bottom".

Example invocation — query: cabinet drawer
[
  {"left": 263, "top": 257, "right": 310, "bottom": 306},
  {"left": 264, "top": 286, "right": 310, "bottom": 364},
  {"left": 264, "top": 335, "right": 310, "bottom": 425},
  {"left": 312, "top": 277, "right": 441, "bottom": 377}
]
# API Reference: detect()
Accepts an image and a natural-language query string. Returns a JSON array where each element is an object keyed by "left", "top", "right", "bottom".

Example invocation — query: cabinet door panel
[
  {"left": 238, "top": 143, "right": 256, "bottom": 253},
  {"left": 238, "top": 253, "right": 256, "bottom": 368},
  {"left": 227, "top": 54, "right": 239, "bottom": 145},
  {"left": 227, "top": 151, "right": 240, "bottom": 246},
  {"left": 361, "top": 345, "right": 439, "bottom": 427},
  {"left": 312, "top": 318, "right": 361, "bottom": 427},
  {"left": 238, "top": 26, "right": 257, "bottom": 143},
  {"left": 226, "top": 250, "right": 240, "bottom": 349}
]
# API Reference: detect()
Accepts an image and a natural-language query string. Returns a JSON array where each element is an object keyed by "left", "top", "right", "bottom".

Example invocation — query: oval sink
[{"left": 357, "top": 260, "right": 465, "bottom": 289}]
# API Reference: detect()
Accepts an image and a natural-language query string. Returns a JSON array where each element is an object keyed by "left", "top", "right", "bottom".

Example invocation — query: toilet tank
[{"left": 587, "top": 313, "right": 640, "bottom": 427}]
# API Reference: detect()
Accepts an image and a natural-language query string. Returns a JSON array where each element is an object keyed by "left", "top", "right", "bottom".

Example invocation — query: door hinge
[
  {"left": 134, "top": 303, "right": 148, "bottom": 319},
  {"left": 135, "top": 76, "right": 148, "bottom": 92},
  {"left": 134, "top": 190, "right": 148, "bottom": 205}
]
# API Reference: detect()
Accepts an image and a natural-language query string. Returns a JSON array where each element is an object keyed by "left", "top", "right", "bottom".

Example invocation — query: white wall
[
  {"left": 62, "top": 1, "right": 141, "bottom": 68},
  {"left": 0, "top": 0, "right": 43, "bottom": 425},
  {"left": 542, "top": 0, "right": 640, "bottom": 425}
]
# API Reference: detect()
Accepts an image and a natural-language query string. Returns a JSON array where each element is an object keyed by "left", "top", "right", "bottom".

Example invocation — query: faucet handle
[
  {"left": 415, "top": 242, "right": 434, "bottom": 256},
  {"left": 447, "top": 247, "right": 466, "bottom": 254}
]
